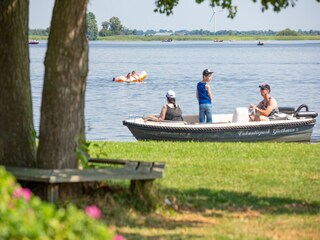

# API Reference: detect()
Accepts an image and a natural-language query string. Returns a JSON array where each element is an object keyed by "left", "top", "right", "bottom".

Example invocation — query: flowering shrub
[
  {"left": 0, "top": 167, "right": 114, "bottom": 240},
  {"left": 13, "top": 187, "right": 32, "bottom": 201},
  {"left": 113, "top": 234, "right": 126, "bottom": 240},
  {"left": 85, "top": 205, "right": 102, "bottom": 219}
]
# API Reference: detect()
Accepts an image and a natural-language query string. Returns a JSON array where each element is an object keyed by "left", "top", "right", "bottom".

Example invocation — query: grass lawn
[{"left": 85, "top": 141, "right": 320, "bottom": 240}]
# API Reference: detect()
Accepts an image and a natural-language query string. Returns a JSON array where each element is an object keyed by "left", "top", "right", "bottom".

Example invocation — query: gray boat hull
[{"left": 123, "top": 118, "right": 316, "bottom": 142}]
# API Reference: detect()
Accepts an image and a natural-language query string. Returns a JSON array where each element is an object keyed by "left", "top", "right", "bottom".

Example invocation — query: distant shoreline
[{"left": 29, "top": 35, "right": 320, "bottom": 41}]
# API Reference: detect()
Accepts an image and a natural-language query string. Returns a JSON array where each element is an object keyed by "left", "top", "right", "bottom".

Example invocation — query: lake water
[{"left": 30, "top": 40, "right": 320, "bottom": 142}]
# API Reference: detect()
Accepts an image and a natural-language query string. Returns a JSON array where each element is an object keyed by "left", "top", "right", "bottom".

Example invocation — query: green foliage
[
  {"left": 99, "top": 21, "right": 112, "bottom": 36},
  {"left": 29, "top": 28, "right": 50, "bottom": 36},
  {"left": 77, "top": 141, "right": 91, "bottom": 168},
  {"left": 109, "top": 17, "right": 123, "bottom": 35},
  {"left": 99, "top": 17, "right": 124, "bottom": 36},
  {"left": 86, "top": 12, "right": 98, "bottom": 40},
  {"left": 0, "top": 167, "right": 113, "bottom": 240},
  {"left": 277, "top": 28, "right": 300, "bottom": 36},
  {"left": 154, "top": 0, "right": 320, "bottom": 19}
]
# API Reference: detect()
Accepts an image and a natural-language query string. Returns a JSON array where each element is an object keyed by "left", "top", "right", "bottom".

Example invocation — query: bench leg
[
  {"left": 130, "top": 180, "right": 158, "bottom": 209},
  {"left": 48, "top": 184, "right": 59, "bottom": 203},
  {"left": 130, "top": 180, "right": 154, "bottom": 198}
]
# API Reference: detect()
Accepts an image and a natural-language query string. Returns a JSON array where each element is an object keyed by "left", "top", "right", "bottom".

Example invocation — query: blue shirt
[{"left": 197, "top": 82, "right": 211, "bottom": 104}]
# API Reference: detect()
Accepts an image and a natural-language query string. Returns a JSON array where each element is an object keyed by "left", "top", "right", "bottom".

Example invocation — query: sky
[{"left": 29, "top": 0, "right": 320, "bottom": 32}]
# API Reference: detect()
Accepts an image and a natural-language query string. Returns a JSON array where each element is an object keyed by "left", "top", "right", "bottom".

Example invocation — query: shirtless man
[{"left": 250, "top": 84, "right": 279, "bottom": 121}]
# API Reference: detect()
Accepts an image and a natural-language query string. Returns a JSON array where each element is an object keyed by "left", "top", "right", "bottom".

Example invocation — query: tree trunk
[
  {"left": 37, "top": 0, "right": 88, "bottom": 169},
  {"left": 0, "top": 0, "right": 36, "bottom": 167}
]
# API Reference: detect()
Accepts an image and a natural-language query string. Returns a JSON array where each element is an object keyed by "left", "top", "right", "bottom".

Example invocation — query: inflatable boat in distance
[{"left": 113, "top": 71, "right": 147, "bottom": 83}]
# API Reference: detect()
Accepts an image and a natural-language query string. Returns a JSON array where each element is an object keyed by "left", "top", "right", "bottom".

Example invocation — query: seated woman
[
  {"left": 144, "top": 90, "right": 183, "bottom": 122},
  {"left": 249, "top": 83, "right": 279, "bottom": 121}
]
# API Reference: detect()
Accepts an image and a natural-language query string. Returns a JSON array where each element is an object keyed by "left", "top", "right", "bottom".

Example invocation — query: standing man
[{"left": 196, "top": 69, "right": 213, "bottom": 123}]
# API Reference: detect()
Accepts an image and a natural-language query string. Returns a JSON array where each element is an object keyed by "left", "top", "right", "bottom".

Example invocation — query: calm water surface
[{"left": 30, "top": 40, "right": 320, "bottom": 141}]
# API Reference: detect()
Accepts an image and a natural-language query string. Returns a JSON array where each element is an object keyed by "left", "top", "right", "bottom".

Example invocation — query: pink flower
[
  {"left": 113, "top": 234, "right": 126, "bottom": 240},
  {"left": 13, "top": 188, "right": 32, "bottom": 201},
  {"left": 85, "top": 205, "right": 101, "bottom": 219}
]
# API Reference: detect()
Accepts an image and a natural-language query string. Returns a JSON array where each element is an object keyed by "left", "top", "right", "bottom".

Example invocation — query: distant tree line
[
  {"left": 29, "top": 28, "right": 50, "bottom": 36},
  {"left": 29, "top": 12, "right": 320, "bottom": 40}
]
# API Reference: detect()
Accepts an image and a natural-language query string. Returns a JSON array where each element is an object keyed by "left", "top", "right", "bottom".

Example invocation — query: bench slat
[
  {"left": 6, "top": 167, "right": 52, "bottom": 182},
  {"left": 137, "top": 162, "right": 153, "bottom": 172},
  {"left": 88, "top": 158, "right": 127, "bottom": 165},
  {"left": 5, "top": 161, "right": 165, "bottom": 184},
  {"left": 49, "top": 168, "right": 162, "bottom": 183},
  {"left": 151, "top": 163, "right": 166, "bottom": 172},
  {"left": 124, "top": 161, "right": 139, "bottom": 170}
]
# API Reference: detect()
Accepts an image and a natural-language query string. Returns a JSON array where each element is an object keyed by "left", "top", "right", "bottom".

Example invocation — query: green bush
[
  {"left": 0, "top": 167, "right": 114, "bottom": 240},
  {"left": 276, "top": 28, "right": 300, "bottom": 36}
]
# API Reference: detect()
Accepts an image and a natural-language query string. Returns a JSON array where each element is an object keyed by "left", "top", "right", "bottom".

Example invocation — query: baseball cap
[
  {"left": 203, "top": 69, "right": 214, "bottom": 76},
  {"left": 259, "top": 83, "right": 271, "bottom": 92},
  {"left": 166, "top": 90, "right": 175, "bottom": 98}
]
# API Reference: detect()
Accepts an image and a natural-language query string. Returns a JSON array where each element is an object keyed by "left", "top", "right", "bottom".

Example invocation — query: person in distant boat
[
  {"left": 249, "top": 83, "right": 279, "bottom": 121},
  {"left": 196, "top": 69, "right": 213, "bottom": 123},
  {"left": 126, "top": 72, "right": 132, "bottom": 81},
  {"left": 144, "top": 90, "right": 183, "bottom": 122},
  {"left": 131, "top": 70, "right": 140, "bottom": 81}
]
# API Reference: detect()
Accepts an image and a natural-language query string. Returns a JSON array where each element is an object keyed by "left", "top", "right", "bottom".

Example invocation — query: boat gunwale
[{"left": 123, "top": 117, "right": 316, "bottom": 132}]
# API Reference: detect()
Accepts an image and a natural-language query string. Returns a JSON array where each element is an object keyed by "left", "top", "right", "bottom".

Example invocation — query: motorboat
[
  {"left": 123, "top": 104, "right": 318, "bottom": 142},
  {"left": 28, "top": 40, "right": 39, "bottom": 45},
  {"left": 257, "top": 41, "right": 264, "bottom": 46}
]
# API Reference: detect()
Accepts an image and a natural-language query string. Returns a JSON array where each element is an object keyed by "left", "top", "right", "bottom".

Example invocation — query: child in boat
[{"left": 196, "top": 69, "right": 213, "bottom": 123}]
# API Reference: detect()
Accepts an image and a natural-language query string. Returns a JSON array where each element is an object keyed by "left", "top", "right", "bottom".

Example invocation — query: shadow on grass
[
  {"left": 72, "top": 183, "right": 320, "bottom": 240},
  {"left": 118, "top": 233, "right": 202, "bottom": 240},
  {"left": 162, "top": 188, "right": 320, "bottom": 215},
  {"left": 117, "top": 188, "right": 320, "bottom": 239}
]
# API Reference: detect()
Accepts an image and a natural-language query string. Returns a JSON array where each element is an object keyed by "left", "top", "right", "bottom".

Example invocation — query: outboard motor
[{"left": 294, "top": 104, "right": 318, "bottom": 119}]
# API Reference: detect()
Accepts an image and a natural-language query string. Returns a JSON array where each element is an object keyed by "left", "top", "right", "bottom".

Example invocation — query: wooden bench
[{"left": 5, "top": 159, "right": 165, "bottom": 203}]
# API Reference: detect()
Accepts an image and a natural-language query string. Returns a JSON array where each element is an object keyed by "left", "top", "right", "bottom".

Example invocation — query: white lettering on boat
[
  {"left": 238, "top": 130, "right": 270, "bottom": 136},
  {"left": 238, "top": 128, "right": 297, "bottom": 137},
  {"left": 272, "top": 128, "right": 296, "bottom": 135}
]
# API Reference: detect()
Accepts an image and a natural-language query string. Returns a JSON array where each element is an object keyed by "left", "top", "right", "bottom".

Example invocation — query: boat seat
[
  {"left": 232, "top": 107, "right": 249, "bottom": 123},
  {"left": 269, "top": 113, "right": 288, "bottom": 121}
]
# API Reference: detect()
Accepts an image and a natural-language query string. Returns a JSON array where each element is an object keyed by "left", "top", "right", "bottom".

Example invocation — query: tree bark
[
  {"left": 0, "top": 0, "right": 36, "bottom": 167},
  {"left": 37, "top": 0, "right": 88, "bottom": 169}
]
